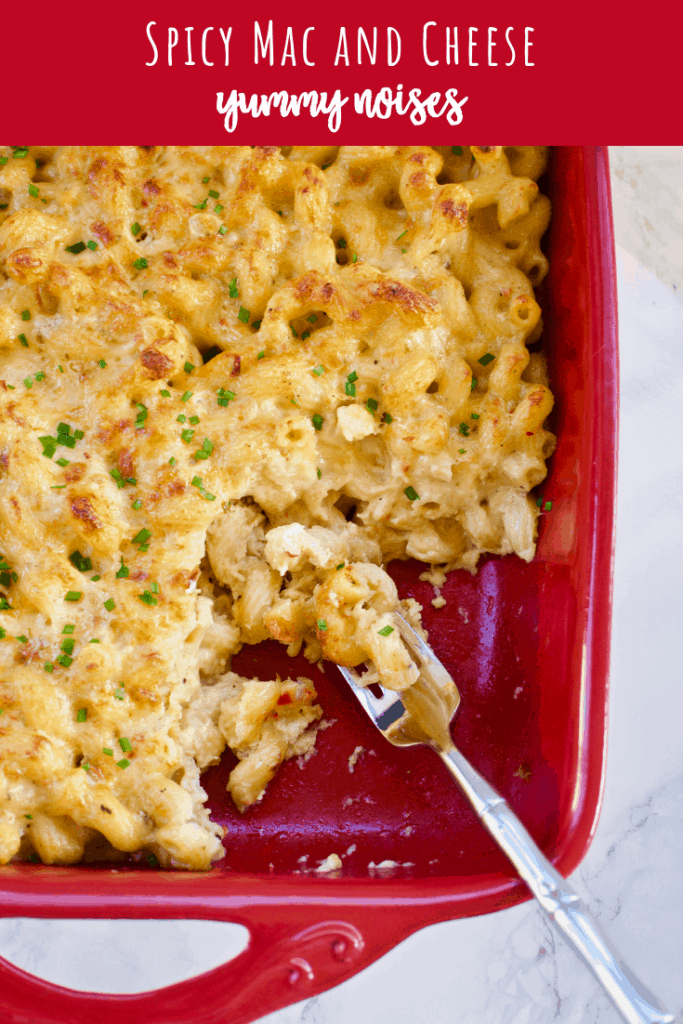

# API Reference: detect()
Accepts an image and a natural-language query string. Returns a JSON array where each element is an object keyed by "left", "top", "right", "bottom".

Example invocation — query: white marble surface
[{"left": 1, "top": 148, "right": 682, "bottom": 1023}]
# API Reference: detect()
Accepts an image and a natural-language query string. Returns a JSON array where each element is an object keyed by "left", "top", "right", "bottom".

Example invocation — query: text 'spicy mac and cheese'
[{"left": 0, "top": 145, "right": 554, "bottom": 868}]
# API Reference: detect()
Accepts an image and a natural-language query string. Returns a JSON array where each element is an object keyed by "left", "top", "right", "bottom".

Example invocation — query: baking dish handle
[{"left": 0, "top": 904, "right": 425, "bottom": 1024}]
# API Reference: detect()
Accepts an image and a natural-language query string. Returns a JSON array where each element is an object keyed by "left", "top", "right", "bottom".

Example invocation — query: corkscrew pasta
[{"left": 0, "top": 145, "right": 553, "bottom": 867}]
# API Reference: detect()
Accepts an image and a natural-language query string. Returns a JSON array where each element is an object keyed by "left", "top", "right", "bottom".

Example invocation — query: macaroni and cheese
[{"left": 0, "top": 145, "right": 553, "bottom": 868}]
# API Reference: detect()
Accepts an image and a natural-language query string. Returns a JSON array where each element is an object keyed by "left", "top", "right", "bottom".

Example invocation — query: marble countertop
[{"left": 1, "top": 147, "right": 681, "bottom": 1024}]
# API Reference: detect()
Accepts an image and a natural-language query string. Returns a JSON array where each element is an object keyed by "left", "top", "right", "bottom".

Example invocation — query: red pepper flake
[
  {"left": 277, "top": 693, "right": 292, "bottom": 705},
  {"left": 231, "top": 355, "right": 241, "bottom": 377}
]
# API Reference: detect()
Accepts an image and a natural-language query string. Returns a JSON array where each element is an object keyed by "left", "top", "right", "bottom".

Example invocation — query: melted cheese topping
[{"left": 0, "top": 145, "right": 554, "bottom": 868}]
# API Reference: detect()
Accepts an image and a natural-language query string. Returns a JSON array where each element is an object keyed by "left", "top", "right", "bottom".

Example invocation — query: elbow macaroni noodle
[{"left": 0, "top": 145, "right": 554, "bottom": 868}]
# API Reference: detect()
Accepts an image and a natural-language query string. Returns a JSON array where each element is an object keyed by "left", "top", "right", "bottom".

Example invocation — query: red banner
[{"left": 2, "top": 0, "right": 681, "bottom": 141}]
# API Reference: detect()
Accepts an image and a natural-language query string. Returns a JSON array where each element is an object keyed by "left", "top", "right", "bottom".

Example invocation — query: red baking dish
[{"left": 0, "top": 146, "right": 617, "bottom": 1024}]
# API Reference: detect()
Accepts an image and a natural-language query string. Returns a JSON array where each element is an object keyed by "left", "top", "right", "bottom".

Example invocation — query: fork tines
[{"left": 337, "top": 612, "right": 452, "bottom": 733}]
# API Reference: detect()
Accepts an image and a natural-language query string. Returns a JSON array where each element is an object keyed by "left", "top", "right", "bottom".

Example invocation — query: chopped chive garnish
[
  {"left": 21, "top": 310, "right": 30, "bottom": 321},
  {"left": 202, "top": 176, "right": 210, "bottom": 184},
  {"left": 91, "top": 575, "right": 100, "bottom": 582},
  {"left": 471, "top": 376, "right": 477, "bottom": 390},
  {"left": 404, "top": 487, "right": 420, "bottom": 501},
  {"left": 478, "top": 353, "right": 495, "bottom": 366},
  {"left": 345, "top": 381, "right": 356, "bottom": 397},
  {"left": 58, "top": 365, "right": 63, "bottom": 372},
  {"left": 252, "top": 321, "right": 261, "bottom": 330},
  {"left": 452, "top": 146, "right": 463, "bottom": 155},
  {"left": 133, "top": 257, "right": 148, "bottom": 270},
  {"left": 57, "top": 457, "right": 69, "bottom": 467},
  {"left": 98, "top": 359, "right": 106, "bottom": 368},
  {"left": 65, "top": 241, "right": 87, "bottom": 254},
  {"left": 191, "top": 475, "right": 202, "bottom": 488},
  {"left": 352, "top": 253, "right": 358, "bottom": 263},
  {"left": 139, "top": 590, "right": 158, "bottom": 606},
  {"left": 214, "top": 204, "right": 224, "bottom": 214},
  {"left": 544, "top": 501, "right": 552, "bottom": 511},
  {"left": 103, "top": 747, "right": 113, "bottom": 756},
  {"left": 202, "top": 437, "right": 213, "bottom": 453},
  {"left": 168, "top": 457, "right": 176, "bottom": 466},
  {"left": 301, "top": 331, "right": 310, "bottom": 340},
  {"left": 383, "top": 412, "right": 393, "bottom": 424},
  {"left": 208, "top": 189, "right": 219, "bottom": 199},
  {"left": 202, "top": 491, "right": 216, "bottom": 501},
  {"left": 378, "top": 625, "right": 394, "bottom": 636},
  {"left": 57, "top": 654, "right": 73, "bottom": 667},
  {"left": 347, "top": 371, "right": 358, "bottom": 383},
  {"left": 62, "top": 624, "right": 75, "bottom": 634},
  {"left": 181, "top": 390, "right": 192, "bottom": 402},
  {"left": 104, "top": 598, "right": 115, "bottom": 611},
  {"left": 13, "top": 147, "right": 29, "bottom": 159},
  {"left": 87, "top": 240, "right": 98, "bottom": 251},
  {"left": 317, "top": 619, "right": 327, "bottom": 630},
  {"left": 118, "top": 736, "right": 132, "bottom": 752},
  {"left": 257, "top": 350, "right": 265, "bottom": 359},
  {"left": 177, "top": 414, "right": 187, "bottom": 423},
  {"left": 115, "top": 557, "right": 129, "bottom": 579},
  {"left": 337, "top": 238, "right": 347, "bottom": 248},
  {"left": 312, "top": 365, "right": 325, "bottom": 376},
  {"left": 336, "top": 563, "right": 345, "bottom": 570},
  {"left": 150, "top": 581, "right": 159, "bottom": 594},
  {"left": 65, "top": 591, "right": 82, "bottom": 602},
  {"left": 18, "top": 333, "right": 28, "bottom": 347},
  {"left": 312, "top": 414, "right": 323, "bottom": 431},
  {"left": 535, "top": 496, "right": 543, "bottom": 507},
  {"left": 69, "top": 551, "right": 92, "bottom": 572},
  {"left": 471, "top": 412, "right": 480, "bottom": 419},
  {"left": 396, "top": 230, "right": 407, "bottom": 242},
  {"left": 132, "top": 528, "right": 151, "bottom": 546},
  {"left": 237, "top": 306, "right": 250, "bottom": 324},
  {"left": 307, "top": 314, "right": 318, "bottom": 324},
  {"left": 131, "top": 222, "right": 141, "bottom": 236},
  {"left": 77, "top": 708, "right": 87, "bottom": 722},
  {"left": 317, "top": 468, "right": 322, "bottom": 479},
  {"left": 459, "top": 448, "right": 466, "bottom": 454},
  {"left": 61, "top": 638, "right": 75, "bottom": 655},
  {"left": 458, "top": 422, "right": 470, "bottom": 436},
  {"left": 135, "top": 403, "right": 148, "bottom": 427},
  {"left": 291, "top": 325, "right": 298, "bottom": 338},
  {"left": 35, "top": 371, "right": 45, "bottom": 381},
  {"left": 366, "top": 398, "right": 378, "bottom": 413},
  {"left": 82, "top": 763, "right": 90, "bottom": 772},
  {"left": 218, "top": 225, "right": 227, "bottom": 236},
  {"left": 89, "top": 639, "right": 100, "bottom": 643},
  {"left": 44, "top": 663, "right": 54, "bottom": 673},
  {"left": 189, "top": 415, "right": 200, "bottom": 425},
  {"left": 24, "top": 377, "right": 32, "bottom": 389},
  {"left": 193, "top": 450, "right": 208, "bottom": 461},
  {"left": 160, "top": 389, "right": 171, "bottom": 398},
  {"left": 181, "top": 428, "right": 194, "bottom": 443},
  {"left": 116, "top": 759, "right": 130, "bottom": 769},
  {"left": 132, "top": 499, "right": 143, "bottom": 509},
  {"left": 184, "top": 361, "right": 194, "bottom": 374},
  {"left": 16, "top": 635, "right": 28, "bottom": 643}
]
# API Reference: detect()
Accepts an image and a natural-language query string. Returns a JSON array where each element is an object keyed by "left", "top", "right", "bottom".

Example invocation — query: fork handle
[{"left": 440, "top": 747, "right": 676, "bottom": 1024}]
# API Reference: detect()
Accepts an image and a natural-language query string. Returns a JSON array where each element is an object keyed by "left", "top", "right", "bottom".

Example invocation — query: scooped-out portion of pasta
[{"left": 0, "top": 145, "right": 554, "bottom": 868}]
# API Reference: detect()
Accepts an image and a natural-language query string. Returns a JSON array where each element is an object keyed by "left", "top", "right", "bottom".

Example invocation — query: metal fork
[{"left": 337, "top": 613, "right": 676, "bottom": 1024}]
